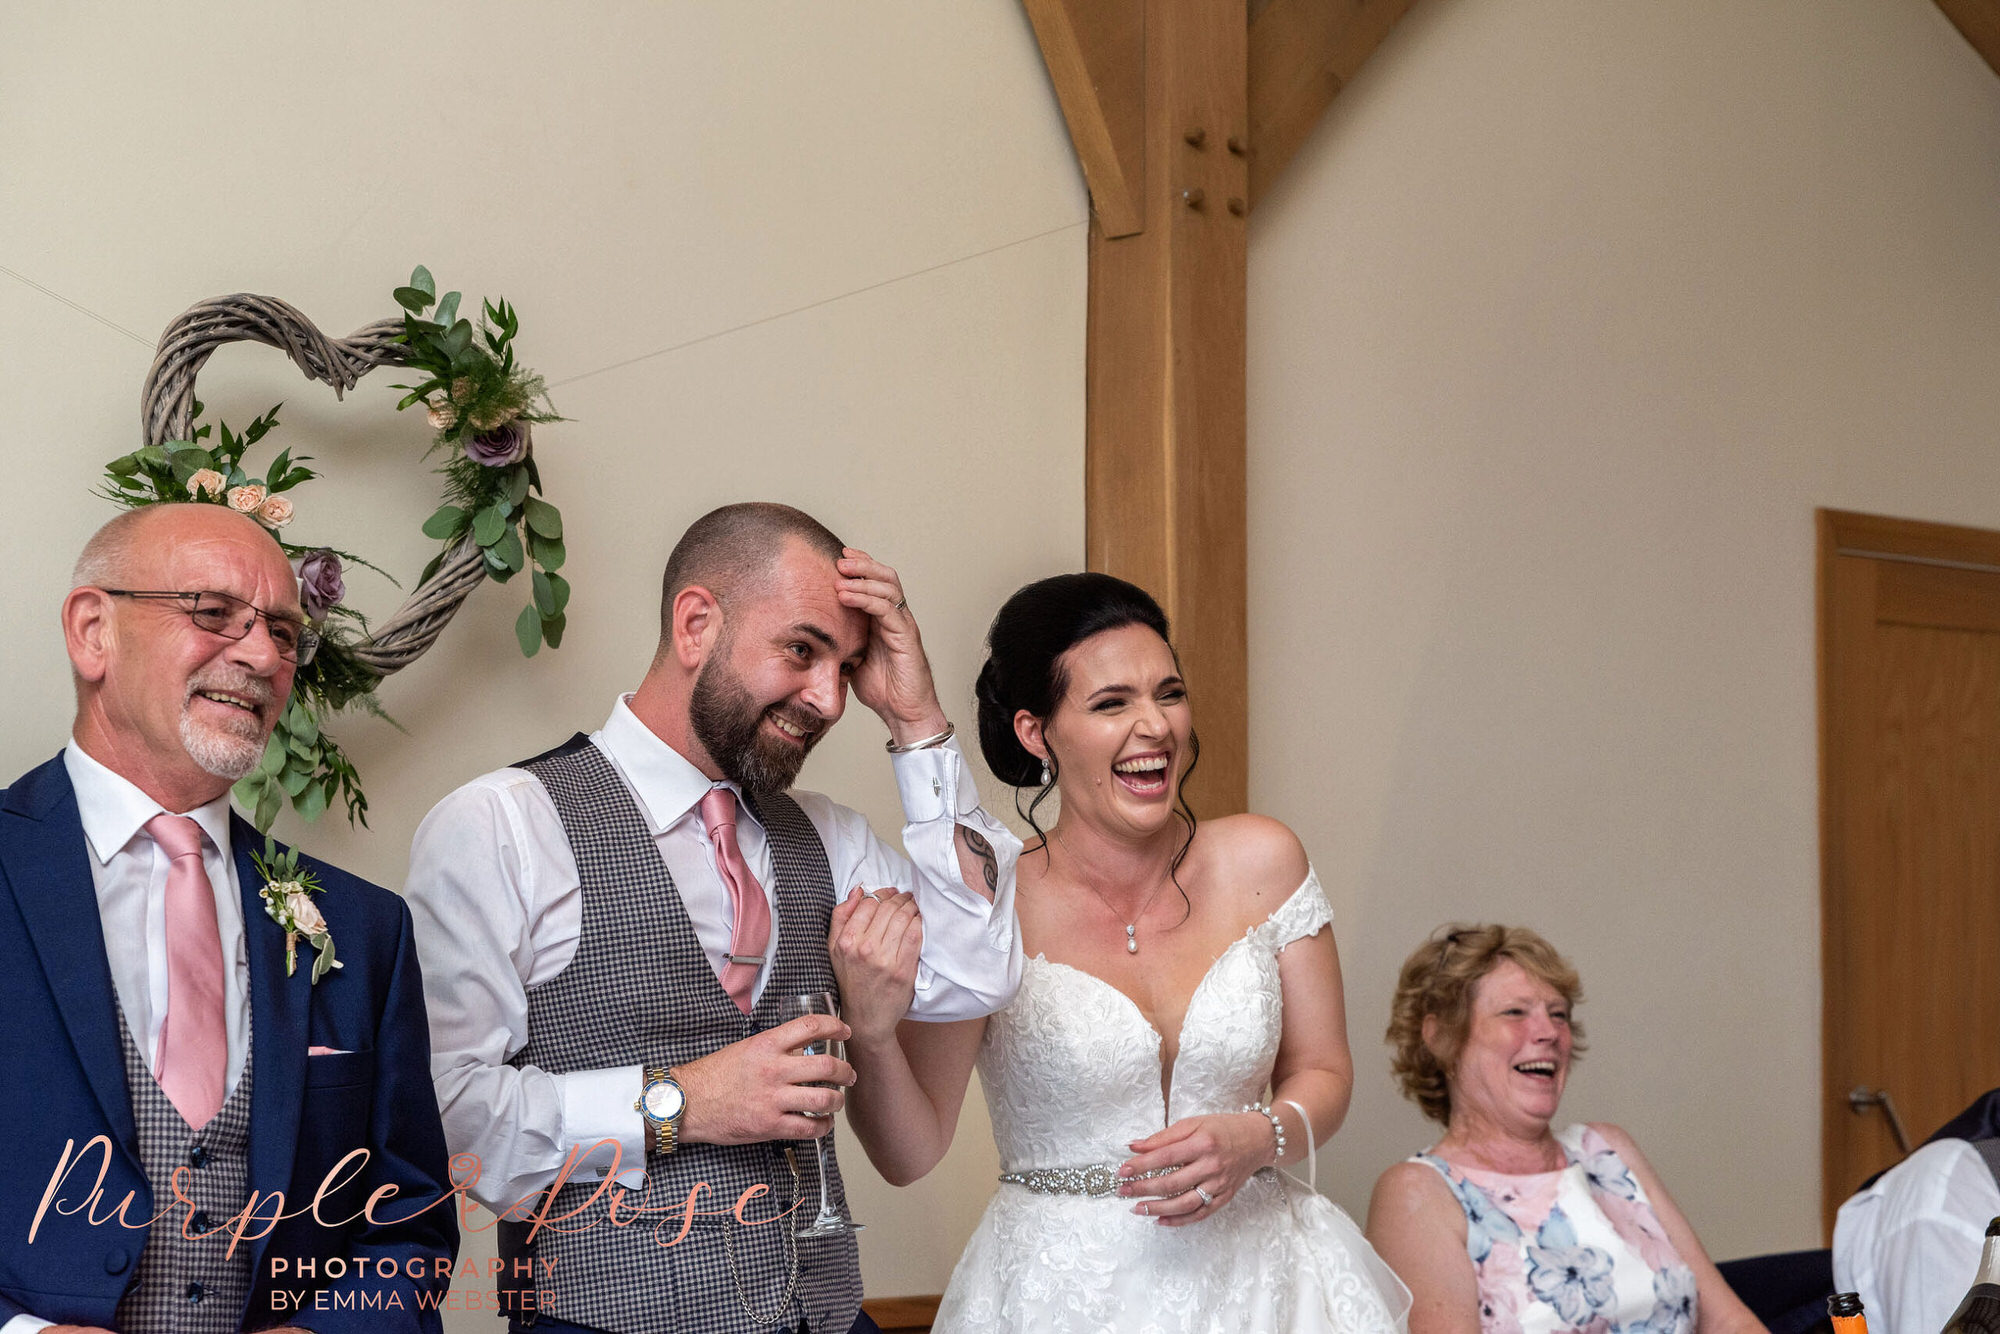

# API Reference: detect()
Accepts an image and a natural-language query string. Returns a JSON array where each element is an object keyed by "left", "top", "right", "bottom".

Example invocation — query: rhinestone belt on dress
[{"left": 997, "top": 1163, "right": 1179, "bottom": 1198}]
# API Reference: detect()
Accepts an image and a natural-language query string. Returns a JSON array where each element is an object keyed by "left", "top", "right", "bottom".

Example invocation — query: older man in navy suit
[{"left": 0, "top": 504, "right": 456, "bottom": 1333}]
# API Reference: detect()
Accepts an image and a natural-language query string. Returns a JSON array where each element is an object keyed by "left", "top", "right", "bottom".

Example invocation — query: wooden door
[{"left": 1820, "top": 509, "right": 2000, "bottom": 1234}]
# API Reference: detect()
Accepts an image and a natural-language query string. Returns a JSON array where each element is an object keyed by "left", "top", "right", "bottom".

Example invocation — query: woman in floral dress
[{"left": 1365, "top": 926, "right": 1767, "bottom": 1334}]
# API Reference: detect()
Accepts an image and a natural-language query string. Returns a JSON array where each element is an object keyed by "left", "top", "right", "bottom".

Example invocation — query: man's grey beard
[
  {"left": 689, "top": 656, "right": 823, "bottom": 795},
  {"left": 180, "top": 711, "right": 266, "bottom": 780},
  {"left": 180, "top": 673, "right": 277, "bottom": 781}
]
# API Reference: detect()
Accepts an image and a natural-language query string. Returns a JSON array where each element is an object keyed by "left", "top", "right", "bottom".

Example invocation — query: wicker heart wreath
[{"left": 100, "top": 267, "right": 566, "bottom": 831}]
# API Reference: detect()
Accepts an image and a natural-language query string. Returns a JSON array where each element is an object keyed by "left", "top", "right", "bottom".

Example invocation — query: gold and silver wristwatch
[{"left": 635, "top": 1067, "right": 686, "bottom": 1156}]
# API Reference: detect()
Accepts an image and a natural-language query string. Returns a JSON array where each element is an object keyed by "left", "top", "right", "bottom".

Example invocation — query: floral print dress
[{"left": 1411, "top": 1124, "right": 1696, "bottom": 1334}]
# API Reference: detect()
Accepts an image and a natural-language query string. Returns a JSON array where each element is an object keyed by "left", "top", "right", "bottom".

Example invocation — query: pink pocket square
[{"left": 308, "top": 1045, "right": 350, "bottom": 1056}]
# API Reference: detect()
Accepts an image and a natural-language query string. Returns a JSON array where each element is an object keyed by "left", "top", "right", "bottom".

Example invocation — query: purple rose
[
  {"left": 296, "top": 550, "right": 344, "bottom": 621},
  {"left": 464, "top": 420, "right": 531, "bottom": 467}
]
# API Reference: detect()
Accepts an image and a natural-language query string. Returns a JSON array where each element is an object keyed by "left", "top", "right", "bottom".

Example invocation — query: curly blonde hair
[{"left": 1386, "top": 924, "right": 1586, "bottom": 1126}]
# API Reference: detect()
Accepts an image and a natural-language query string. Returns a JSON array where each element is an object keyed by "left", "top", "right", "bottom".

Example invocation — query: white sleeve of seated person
[
  {"left": 793, "top": 737, "right": 1022, "bottom": 1021},
  {"left": 1834, "top": 1138, "right": 2000, "bottom": 1334},
  {"left": 1, "top": 1314, "right": 52, "bottom": 1332},
  {"left": 404, "top": 771, "right": 646, "bottom": 1216}
]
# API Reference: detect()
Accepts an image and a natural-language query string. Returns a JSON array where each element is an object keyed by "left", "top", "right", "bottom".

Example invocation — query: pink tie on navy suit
[
  {"left": 146, "top": 813, "right": 227, "bottom": 1129},
  {"left": 699, "top": 787, "right": 771, "bottom": 1014}
]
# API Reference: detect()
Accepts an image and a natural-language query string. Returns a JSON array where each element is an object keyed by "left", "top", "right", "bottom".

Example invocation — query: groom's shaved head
[{"left": 659, "top": 502, "right": 845, "bottom": 633}]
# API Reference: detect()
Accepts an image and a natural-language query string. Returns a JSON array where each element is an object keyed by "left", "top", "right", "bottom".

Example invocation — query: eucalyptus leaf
[
  {"left": 524, "top": 497, "right": 563, "bottom": 539},
  {"left": 506, "top": 467, "right": 530, "bottom": 507},
  {"left": 472, "top": 504, "right": 506, "bottom": 547},
  {"left": 310, "top": 934, "right": 338, "bottom": 983},
  {"left": 491, "top": 524, "right": 525, "bottom": 573},
  {"left": 292, "top": 706, "right": 320, "bottom": 747},
  {"left": 282, "top": 767, "right": 312, "bottom": 797},
  {"left": 393, "top": 286, "right": 432, "bottom": 314},
  {"left": 258, "top": 734, "right": 287, "bottom": 777},
  {"left": 543, "top": 612, "right": 567, "bottom": 650},
  {"left": 483, "top": 546, "right": 516, "bottom": 580},
  {"left": 434, "top": 291, "right": 461, "bottom": 329},
  {"left": 410, "top": 265, "right": 436, "bottom": 298},
  {"left": 297, "top": 781, "right": 330, "bottom": 824},
  {"left": 254, "top": 777, "right": 283, "bottom": 832},
  {"left": 515, "top": 604, "right": 543, "bottom": 658},
  {"left": 547, "top": 572, "right": 571, "bottom": 616},
  {"left": 532, "top": 569, "right": 557, "bottom": 617},
  {"left": 530, "top": 532, "right": 566, "bottom": 572},
  {"left": 422, "top": 505, "right": 467, "bottom": 540}
]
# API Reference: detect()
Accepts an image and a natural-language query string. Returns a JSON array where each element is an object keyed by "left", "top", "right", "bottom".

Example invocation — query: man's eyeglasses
[{"left": 103, "top": 589, "right": 320, "bottom": 665}]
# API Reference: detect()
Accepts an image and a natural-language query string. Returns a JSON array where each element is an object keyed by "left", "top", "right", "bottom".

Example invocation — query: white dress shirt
[
  {"left": 403, "top": 696, "right": 1022, "bottom": 1214},
  {"left": 62, "top": 743, "right": 252, "bottom": 1095},
  {"left": 2, "top": 749, "right": 258, "bottom": 1334},
  {"left": 1834, "top": 1138, "right": 2000, "bottom": 1334}
]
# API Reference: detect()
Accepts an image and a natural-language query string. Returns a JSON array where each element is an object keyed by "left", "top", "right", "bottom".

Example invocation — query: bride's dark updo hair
[{"left": 975, "top": 573, "right": 1200, "bottom": 866}]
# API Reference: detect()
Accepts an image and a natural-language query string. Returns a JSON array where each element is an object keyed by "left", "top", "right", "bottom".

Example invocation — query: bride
[{"left": 830, "top": 573, "right": 1411, "bottom": 1334}]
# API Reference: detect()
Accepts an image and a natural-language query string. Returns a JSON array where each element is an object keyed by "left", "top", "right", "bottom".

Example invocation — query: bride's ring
[{"left": 1194, "top": 1186, "right": 1215, "bottom": 1207}]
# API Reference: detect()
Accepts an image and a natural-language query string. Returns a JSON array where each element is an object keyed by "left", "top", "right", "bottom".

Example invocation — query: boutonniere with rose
[{"left": 253, "top": 838, "right": 342, "bottom": 984}]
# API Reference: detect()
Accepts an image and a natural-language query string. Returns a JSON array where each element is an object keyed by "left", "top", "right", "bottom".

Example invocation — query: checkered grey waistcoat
[
  {"left": 113, "top": 1006, "right": 255, "bottom": 1334},
  {"left": 502, "top": 736, "right": 861, "bottom": 1334}
]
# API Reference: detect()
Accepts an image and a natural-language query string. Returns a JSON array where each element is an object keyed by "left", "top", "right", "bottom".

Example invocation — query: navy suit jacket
[{"left": 0, "top": 754, "right": 458, "bottom": 1332}]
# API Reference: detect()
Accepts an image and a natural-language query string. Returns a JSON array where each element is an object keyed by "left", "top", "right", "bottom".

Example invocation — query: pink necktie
[
  {"left": 147, "top": 814, "right": 227, "bottom": 1129},
  {"left": 700, "top": 788, "right": 771, "bottom": 1015}
]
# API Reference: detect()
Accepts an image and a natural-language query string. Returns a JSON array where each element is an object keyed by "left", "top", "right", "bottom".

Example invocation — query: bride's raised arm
[{"left": 829, "top": 886, "right": 990, "bottom": 1185}]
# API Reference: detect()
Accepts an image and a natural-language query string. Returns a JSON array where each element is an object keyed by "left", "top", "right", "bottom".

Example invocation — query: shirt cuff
[
  {"left": 1, "top": 1317, "right": 53, "bottom": 1334},
  {"left": 558, "top": 1064, "right": 649, "bottom": 1190},
  {"left": 891, "top": 736, "right": 971, "bottom": 823}
]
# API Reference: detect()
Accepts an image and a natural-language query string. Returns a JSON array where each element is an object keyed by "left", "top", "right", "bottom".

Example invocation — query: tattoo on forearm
[{"left": 959, "top": 827, "right": 999, "bottom": 896}]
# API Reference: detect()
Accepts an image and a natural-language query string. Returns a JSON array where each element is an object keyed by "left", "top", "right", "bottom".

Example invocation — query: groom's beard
[{"left": 689, "top": 657, "right": 824, "bottom": 794}]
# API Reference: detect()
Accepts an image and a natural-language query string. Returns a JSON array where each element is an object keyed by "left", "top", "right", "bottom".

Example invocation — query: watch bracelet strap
[{"left": 644, "top": 1065, "right": 681, "bottom": 1156}]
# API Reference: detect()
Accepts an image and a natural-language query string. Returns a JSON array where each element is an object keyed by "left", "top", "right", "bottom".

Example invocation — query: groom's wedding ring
[
  {"left": 1193, "top": 1186, "right": 1215, "bottom": 1207},
  {"left": 891, "top": 596, "right": 907, "bottom": 611}
]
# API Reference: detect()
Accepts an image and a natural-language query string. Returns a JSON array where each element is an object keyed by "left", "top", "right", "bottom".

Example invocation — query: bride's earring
[{"left": 1041, "top": 761, "right": 1051, "bottom": 786}]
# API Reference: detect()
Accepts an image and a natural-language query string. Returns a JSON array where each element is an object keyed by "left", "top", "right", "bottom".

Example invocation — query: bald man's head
[
  {"left": 64, "top": 504, "right": 303, "bottom": 808},
  {"left": 657, "top": 502, "right": 844, "bottom": 645}
]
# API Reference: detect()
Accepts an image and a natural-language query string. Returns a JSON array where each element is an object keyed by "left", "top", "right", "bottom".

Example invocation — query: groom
[
  {"left": 406, "top": 501, "right": 1021, "bottom": 1334},
  {"left": 0, "top": 504, "right": 457, "bottom": 1333}
]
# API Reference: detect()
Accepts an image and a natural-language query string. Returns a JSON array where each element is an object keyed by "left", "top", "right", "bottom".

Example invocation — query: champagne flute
[{"left": 782, "top": 990, "right": 863, "bottom": 1238}]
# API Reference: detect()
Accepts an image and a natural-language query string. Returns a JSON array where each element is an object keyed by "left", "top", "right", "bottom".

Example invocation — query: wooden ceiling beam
[
  {"left": 1936, "top": 0, "right": 2000, "bottom": 80},
  {"left": 1026, "top": 0, "right": 1418, "bottom": 815},
  {"left": 1023, "top": 0, "right": 1147, "bottom": 238},
  {"left": 1248, "top": 0, "right": 1419, "bottom": 207}
]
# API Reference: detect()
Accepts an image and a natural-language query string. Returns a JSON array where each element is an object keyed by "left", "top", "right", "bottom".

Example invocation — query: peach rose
[
  {"left": 285, "top": 889, "right": 327, "bottom": 937},
  {"left": 187, "top": 468, "right": 227, "bottom": 500},
  {"left": 426, "top": 399, "right": 458, "bottom": 431},
  {"left": 227, "top": 484, "right": 267, "bottom": 513},
  {"left": 258, "top": 494, "right": 295, "bottom": 528}
]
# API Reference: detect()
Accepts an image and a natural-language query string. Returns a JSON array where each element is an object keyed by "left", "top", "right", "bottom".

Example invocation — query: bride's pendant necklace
[{"left": 1056, "top": 826, "right": 1173, "bottom": 954}]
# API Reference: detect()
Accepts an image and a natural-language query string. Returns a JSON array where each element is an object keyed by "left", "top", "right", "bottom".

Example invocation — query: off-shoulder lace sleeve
[{"left": 1262, "top": 867, "right": 1334, "bottom": 950}]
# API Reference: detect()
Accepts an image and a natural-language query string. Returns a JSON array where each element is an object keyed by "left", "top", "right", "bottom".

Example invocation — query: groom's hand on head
[
  {"left": 835, "top": 548, "right": 950, "bottom": 743},
  {"left": 675, "top": 1015, "right": 856, "bottom": 1145}
]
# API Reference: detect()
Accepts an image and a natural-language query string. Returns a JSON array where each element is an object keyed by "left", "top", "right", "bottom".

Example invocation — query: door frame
[{"left": 1816, "top": 507, "right": 2000, "bottom": 1228}]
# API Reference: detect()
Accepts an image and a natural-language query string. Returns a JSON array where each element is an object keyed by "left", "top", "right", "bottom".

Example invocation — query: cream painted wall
[
  {"left": 1251, "top": 0, "right": 2000, "bottom": 1260},
  {"left": 0, "top": 1, "right": 1084, "bottom": 1319}
]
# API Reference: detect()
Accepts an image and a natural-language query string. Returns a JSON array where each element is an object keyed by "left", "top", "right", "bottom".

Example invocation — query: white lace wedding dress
[{"left": 933, "top": 871, "right": 1413, "bottom": 1334}]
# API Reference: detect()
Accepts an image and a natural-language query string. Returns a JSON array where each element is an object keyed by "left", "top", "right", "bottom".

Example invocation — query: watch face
[{"left": 642, "top": 1079, "right": 684, "bottom": 1122}]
